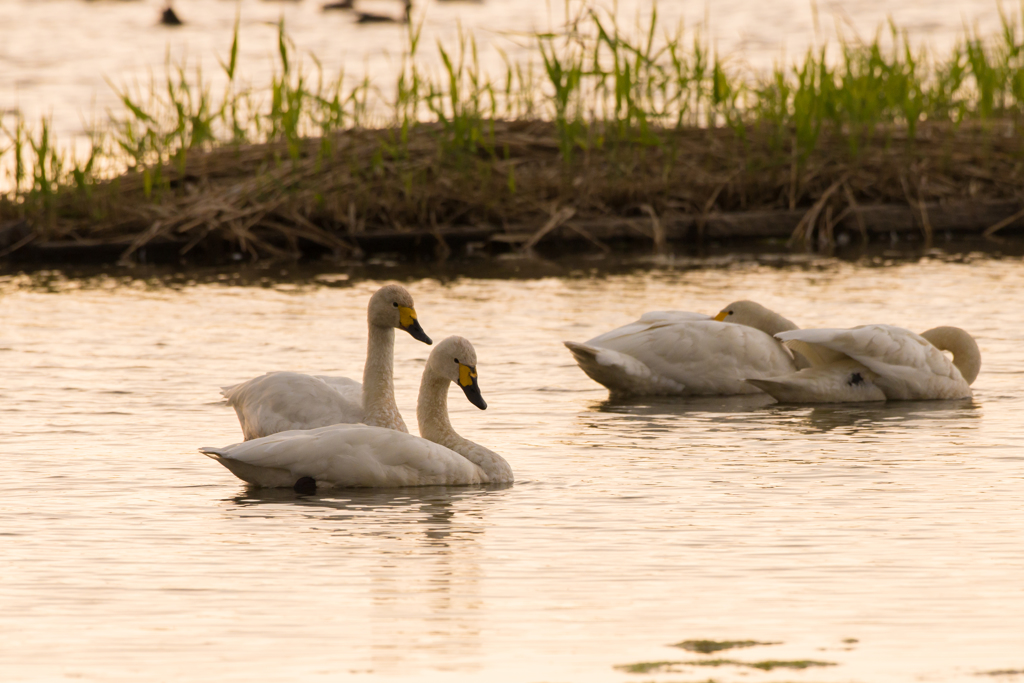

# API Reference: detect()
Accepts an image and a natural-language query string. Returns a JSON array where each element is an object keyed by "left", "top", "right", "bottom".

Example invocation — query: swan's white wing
[
  {"left": 578, "top": 320, "right": 797, "bottom": 396},
  {"left": 202, "top": 424, "right": 485, "bottom": 488},
  {"left": 776, "top": 326, "right": 971, "bottom": 399},
  {"left": 636, "top": 310, "right": 712, "bottom": 324},
  {"left": 222, "top": 371, "right": 367, "bottom": 440},
  {"left": 567, "top": 320, "right": 797, "bottom": 396},
  {"left": 746, "top": 359, "right": 886, "bottom": 403},
  {"left": 312, "top": 375, "right": 362, "bottom": 404},
  {"left": 584, "top": 311, "right": 710, "bottom": 347}
]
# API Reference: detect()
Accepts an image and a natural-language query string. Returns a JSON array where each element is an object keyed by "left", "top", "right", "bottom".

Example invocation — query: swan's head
[
  {"left": 714, "top": 300, "right": 771, "bottom": 323},
  {"left": 430, "top": 336, "right": 487, "bottom": 410},
  {"left": 368, "top": 284, "right": 432, "bottom": 344},
  {"left": 713, "top": 300, "right": 798, "bottom": 335}
]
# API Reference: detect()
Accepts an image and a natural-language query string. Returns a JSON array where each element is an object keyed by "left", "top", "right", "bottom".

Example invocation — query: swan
[
  {"left": 747, "top": 325, "right": 981, "bottom": 402},
  {"left": 201, "top": 336, "right": 513, "bottom": 489},
  {"left": 222, "top": 284, "right": 431, "bottom": 440},
  {"left": 563, "top": 300, "right": 803, "bottom": 396}
]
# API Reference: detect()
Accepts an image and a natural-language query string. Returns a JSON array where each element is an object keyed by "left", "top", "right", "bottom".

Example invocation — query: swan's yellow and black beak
[
  {"left": 398, "top": 306, "right": 432, "bottom": 344},
  {"left": 713, "top": 310, "right": 729, "bottom": 321},
  {"left": 458, "top": 363, "right": 487, "bottom": 410}
]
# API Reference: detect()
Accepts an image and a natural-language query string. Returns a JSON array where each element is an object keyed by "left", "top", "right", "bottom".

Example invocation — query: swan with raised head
[
  {"left": 201, "top": 336, "right": 512, "bottom": 489},
  {"left": 746, "top": 325, "right": 981, "bottom": 402},
  {"left": 564, "top": 300, "right": 803, "bottom": 396},
  {"left": 221, "top": 284, "right": 432, "bottom": 440}
]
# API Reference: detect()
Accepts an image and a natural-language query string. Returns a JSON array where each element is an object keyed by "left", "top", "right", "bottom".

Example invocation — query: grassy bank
[{"left": 4, "top": 4, "right": 1024, "bottom": 262}]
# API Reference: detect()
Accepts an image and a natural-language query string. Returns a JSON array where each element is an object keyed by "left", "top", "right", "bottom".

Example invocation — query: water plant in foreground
[
  {"left": 672, "top": 639, "right": 779, "bottom": 653},
  {"left": 614, "top": 658, "right": 836, "bottom": 673}
]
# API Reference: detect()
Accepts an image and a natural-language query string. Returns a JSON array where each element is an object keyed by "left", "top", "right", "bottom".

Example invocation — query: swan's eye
[
  {"left": 453, "top": 358, "right": 460, "bottom": 364},
  {"left": 728, "top": 310, "right": 734, "bottom": 315},
  {"left": 392, "top": 302, "right": 399, "bottom": 307}
]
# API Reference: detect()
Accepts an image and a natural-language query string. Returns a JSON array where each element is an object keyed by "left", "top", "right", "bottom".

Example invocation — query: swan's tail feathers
[
  {"left": 199, "top": 447, "right": 298, "bottom": 487},
  {"left": 200, "top": 446, "right": 228, "bottom": 460},
  {"left": 563, "top": 341, "right": 684, "bottom": 395},
  {"left": 220, "top": 383, "right": 243, "bottom": 402}
]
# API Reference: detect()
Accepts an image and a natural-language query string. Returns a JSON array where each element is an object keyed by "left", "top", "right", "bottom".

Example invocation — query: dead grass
[{"left": 4, "top": 116, "right": 1022, "bottom": 262}]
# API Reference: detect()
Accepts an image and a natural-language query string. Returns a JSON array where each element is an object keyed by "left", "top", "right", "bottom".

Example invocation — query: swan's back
[
  {"left": 584, "top": 311, "right": 710, "bottom": 347},
  {"left": 593, "top": 319, "right": 797, "bottom": 394},
  {"left": 222, "top": 372, "right": 365, "bottom": 440},
  {"left": 202, "top": 424, "right": 491, "bottom": 488}
]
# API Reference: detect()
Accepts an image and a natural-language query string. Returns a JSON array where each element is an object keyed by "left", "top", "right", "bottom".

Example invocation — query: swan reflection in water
[
  {"left": 219, "top": 482, "right": 513, "bottom": 674},
  {"left": 577, "top": 393, "right": 982, "bottom": 438},
  {"left": 225, "top": 482, "right": 513, "bottom": 539},
  {"left": 593, "top": 393, "right": 775, "bottom": 416},
  {"left": 767, "top": 397, "right": 981, "bottom": 434}
]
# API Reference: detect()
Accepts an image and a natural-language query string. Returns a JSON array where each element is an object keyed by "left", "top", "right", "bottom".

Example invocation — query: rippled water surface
[{"left": 1, "top": 255, "right": 1023, "bottom": 682}]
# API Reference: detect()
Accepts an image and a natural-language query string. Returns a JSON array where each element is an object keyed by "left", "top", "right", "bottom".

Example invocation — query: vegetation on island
[{"left": 4, "top": 3, "right": 1024, "bottom": 262}]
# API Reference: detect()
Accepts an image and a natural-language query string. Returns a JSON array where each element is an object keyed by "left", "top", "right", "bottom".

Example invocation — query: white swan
[
  {"left": 563, "top": 300, "right": 802, "bottom": 396},
  {"left": 747, "top": 325, "right": 981, "bottom": 402},
  {"left": 201, "top": 336, "right": 513, "bottom": 489},
  {"left": 221, "top": 284, "right": 432, "bottom": 439}
]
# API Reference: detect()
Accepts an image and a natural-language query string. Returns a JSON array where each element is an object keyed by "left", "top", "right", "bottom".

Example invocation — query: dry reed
[{"left": 4, "top": 5, "right": 1024, "bottom": 261}]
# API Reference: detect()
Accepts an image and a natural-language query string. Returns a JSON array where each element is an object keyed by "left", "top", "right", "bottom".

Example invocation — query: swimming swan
[
  {"left": 563, "top": 301, "right": 802, "bottom": 396},
  {"left": 201, "top": 336, "right": 513, "bottom": 489},
  {"left": 746, "top": 325, "right": 981, "bottom": 402},
  {"left": 221, "top": 284, "right": 432, "bottom": 439}
]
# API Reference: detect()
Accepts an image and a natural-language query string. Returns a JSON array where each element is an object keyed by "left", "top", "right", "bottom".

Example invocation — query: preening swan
[
  {"left": 222, "top": 284, "right": 432, "bottom": 439},
  {"left": 746, "top": 359, "right": 888, "bottom": 403},
  {"left": 201, "top": 337, "right": 512, "bottom": 489},
  {"left": 564, "top": 301, "right": 802, "bottom": 396},
  {"left": 747, "top": 325, "right": 981, "bottom": 402}
]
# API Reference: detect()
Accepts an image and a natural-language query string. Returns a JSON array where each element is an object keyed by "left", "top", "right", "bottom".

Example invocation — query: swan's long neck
[
  {"left": 417, "top": 370, "right": 512, "bottom": 482},
  {"left": 418, "top": 372, "right": 457, "bottom": 446},
  {"left": 920, "top": 326, "right": 982, "bottom": 385},
  {"left": 362, "top": 324, "right": 408, "bottom": 432}
]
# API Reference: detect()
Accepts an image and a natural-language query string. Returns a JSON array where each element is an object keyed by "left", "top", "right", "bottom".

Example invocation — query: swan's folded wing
[
  {"left": 222, "top": 371, "right": 365, "bottom": 440},
  {"left": 313, "top": 375, "right": 363, "bottom": 405},
  {"left": 745, "top": 359, "right": 886, "bottom": 403},
  {"left": 584, "top": 311, "right": 709, "bottom": 347},
  {"left": 636, "top": 310, "right": 712, "bottom": 324},
  {"left": 603, "top": 321, "right": 798, "bottom": 395},
  {"left": 777, "top": 325, "right": 968, "bottom": 399}
]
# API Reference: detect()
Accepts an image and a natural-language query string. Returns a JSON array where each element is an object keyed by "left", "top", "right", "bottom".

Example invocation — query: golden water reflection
[{"left": 1, "top": 255, "right": 1023, "bottom": 682}]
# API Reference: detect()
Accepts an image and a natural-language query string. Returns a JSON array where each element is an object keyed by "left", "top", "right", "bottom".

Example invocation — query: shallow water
[
  {"left": 0, "top": 0, "right": 1006, "bottom": 152},
  {"left": 1, "top": 254, "right": 1022, "bottom": 682}
]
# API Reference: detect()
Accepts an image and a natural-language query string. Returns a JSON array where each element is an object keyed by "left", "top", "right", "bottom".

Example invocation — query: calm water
[
  {"left": 0, "top": 0, "right": 1007, "bottom": 150},
  {"left": 0, "top": 254, "right": 1022, "bottom": 682}
]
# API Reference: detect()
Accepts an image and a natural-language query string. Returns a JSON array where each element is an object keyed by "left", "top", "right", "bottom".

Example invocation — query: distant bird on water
[
  {"left": 160, "top": 3, "right": 183, "bottom": 26},
  {"left": 322, "top": 0, "right": 355, "bottom": 9},
  {"left": 355, "top": 0, "right": 411, "bottom": 23}
]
